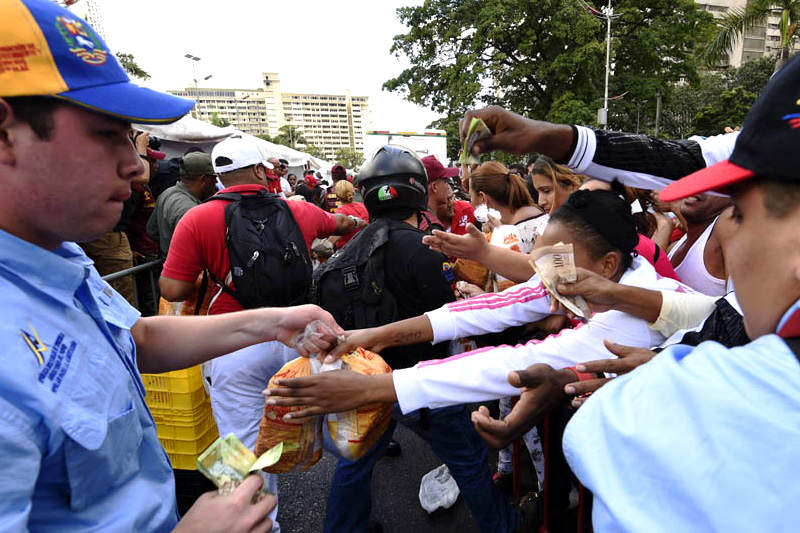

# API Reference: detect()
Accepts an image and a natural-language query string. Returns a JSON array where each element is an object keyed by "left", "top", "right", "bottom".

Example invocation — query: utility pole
[
  {"left": 655, "top": 91, "right": 662, "bottom": 137},
  {"left": 602, "top": 0, "right": 612, "bottom": 130}
]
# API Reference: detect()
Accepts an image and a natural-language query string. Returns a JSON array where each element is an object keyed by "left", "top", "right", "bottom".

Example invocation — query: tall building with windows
[
  {"left": 696, "top": 0, "right": 800, "bottom": 67},
  {"left": 169, "top": 73, "right": 369, "bottom": 160}
]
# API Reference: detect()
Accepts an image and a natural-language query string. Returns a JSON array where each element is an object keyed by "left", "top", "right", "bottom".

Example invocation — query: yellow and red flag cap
[{"left": 0, "top": 0, "right": 193, "bottom": 124}]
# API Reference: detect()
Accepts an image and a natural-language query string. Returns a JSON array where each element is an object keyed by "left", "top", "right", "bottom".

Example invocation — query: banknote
[
  {"left": 197, "top": 433, "right": 284, "bottom": 498},
  {"left": 459, "top": 117, "right": 492, "bottom": 165},
  {"left": 530, "top": 242, "right": 591, "bottom": 319}
]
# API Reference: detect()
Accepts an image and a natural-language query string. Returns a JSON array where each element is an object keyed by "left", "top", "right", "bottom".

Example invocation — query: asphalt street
[{"left": 276, "top": 420, "right": 496, "bottom": 533}]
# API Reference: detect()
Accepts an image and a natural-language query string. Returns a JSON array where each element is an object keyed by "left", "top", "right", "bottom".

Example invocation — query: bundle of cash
[
  {"left": 529, "top": 242, "right": 591, "bottom": 319},
  {"left": 197, "top": 433, "right": 284, "bottom": 499},
  {"left": 459, "top": 117, "right": 492, "bottom": 165}
]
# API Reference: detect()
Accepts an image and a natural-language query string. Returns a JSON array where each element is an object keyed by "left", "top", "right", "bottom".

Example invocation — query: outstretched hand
[
  {"left": 263, "top": 371, "right": 395, "bottom": 421},
  {"left": 422, "top": 223, "right": 488, "bottom": 262},
  {"left": 548, "top": 267, "right": 622, "bottom": 318},
  {"left": 275, "top": 305, "right": 344, "bottom": 357},
  {"left": 471, "top": 364, "right": 574, "bottom": 449},
  {"left": 564, "top": 340, "right": 657, "bottom": 408},
  {"left": 459, "top": 106, "right": 574, "bottom": 161}
]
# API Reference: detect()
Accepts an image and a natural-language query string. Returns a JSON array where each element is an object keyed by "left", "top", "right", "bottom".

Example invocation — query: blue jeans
[{"left": 323, "top": 404, "right": 518, "bottom": 533}]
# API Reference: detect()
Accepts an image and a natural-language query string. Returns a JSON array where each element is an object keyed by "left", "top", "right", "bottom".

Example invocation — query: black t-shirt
[{"left": 379, "top": 224, "right": 455, "bottom": 370}]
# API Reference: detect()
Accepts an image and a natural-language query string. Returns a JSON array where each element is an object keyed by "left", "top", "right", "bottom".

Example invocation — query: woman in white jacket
[{"left": 265, "top": 190, "right": 691, "bottom": 417}]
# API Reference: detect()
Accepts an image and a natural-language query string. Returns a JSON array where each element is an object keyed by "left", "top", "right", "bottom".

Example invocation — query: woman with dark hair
[{"left": 263, "top": 190, "right": 690, "bottom": 434}]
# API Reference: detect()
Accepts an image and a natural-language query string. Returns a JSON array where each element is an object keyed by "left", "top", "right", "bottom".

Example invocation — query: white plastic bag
[{"left": 419, "top": 464, "right": 460, "bottom": 513}]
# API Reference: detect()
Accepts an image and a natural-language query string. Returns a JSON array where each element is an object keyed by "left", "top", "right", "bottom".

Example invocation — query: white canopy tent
[{"left": 134, "top": 115, "right": 331, "bottom": 171}]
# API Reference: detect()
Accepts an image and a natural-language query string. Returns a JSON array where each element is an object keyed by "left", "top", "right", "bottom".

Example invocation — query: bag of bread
[
  {"left": 255, "top": 347, "right": 394, "bottom": 470},
  {"left": 324, "top": 347, "right": 394, "bottom": 461},
  {"left": 255, "top": 358, "right": 324, "bottom": 474}
]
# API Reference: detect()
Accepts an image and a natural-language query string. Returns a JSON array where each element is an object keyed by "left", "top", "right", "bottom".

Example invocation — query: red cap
[
  {"left": 331, "top": 164, "right": 347, "bottom": 178},
  {"left": 304, "top": 175, "right": 317, "bottom": 188},
  {"left": 422, "top": 155, "right": 459, "bottom": 182},
  {"left": 146, "top": 147, "right": 166, "bottom": 160},
  {"left": 659, "top": 160, "right": 754, "bottom": 202}
]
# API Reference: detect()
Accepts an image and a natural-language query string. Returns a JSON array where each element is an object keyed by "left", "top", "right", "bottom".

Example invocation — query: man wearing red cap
[{"left": 421, "top": 155, "right": 476, "bottom": 235}]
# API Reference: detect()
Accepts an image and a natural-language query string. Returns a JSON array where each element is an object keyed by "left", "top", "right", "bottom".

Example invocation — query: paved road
[{"left": 276, "top": 418, "right": 500, "bottom": 533}]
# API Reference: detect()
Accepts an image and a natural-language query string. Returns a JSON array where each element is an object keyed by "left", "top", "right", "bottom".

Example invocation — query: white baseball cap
[{"left": 212, "top": 136, "right": 274, "bottom": 173}]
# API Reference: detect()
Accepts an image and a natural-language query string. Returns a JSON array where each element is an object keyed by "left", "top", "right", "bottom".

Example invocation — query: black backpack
[
  {"left": 205, "top": 190, "right": 311, "bottom": 309},
  {"left": 310, "top": 218, "right": 413, "bottom": 330}
]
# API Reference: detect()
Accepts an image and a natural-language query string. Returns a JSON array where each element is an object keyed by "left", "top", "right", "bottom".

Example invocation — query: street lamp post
[{"left": 184, "top": 53, "right": 201, "bottom": 90}]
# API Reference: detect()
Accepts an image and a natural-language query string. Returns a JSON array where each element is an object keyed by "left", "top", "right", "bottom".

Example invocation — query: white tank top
[{"left": 668, "top": 217, "right": 727, "bottom": 296}]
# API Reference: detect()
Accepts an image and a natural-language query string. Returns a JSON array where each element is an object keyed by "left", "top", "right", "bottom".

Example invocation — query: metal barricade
[{"left": 102, "top": 259, "right": 163, "bottom": 314}]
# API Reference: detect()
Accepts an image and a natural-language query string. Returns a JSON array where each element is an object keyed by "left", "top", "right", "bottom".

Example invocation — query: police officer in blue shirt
[{"left": 0, "top": 2, "right": 342, "bottom": 532}]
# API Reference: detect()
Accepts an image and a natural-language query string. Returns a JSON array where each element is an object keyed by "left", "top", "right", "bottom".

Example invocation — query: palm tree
[{"left": 704, "top": 0, "right": 800, "bottom": 72}]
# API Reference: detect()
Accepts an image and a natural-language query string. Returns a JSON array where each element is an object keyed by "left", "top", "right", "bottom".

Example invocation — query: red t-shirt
[
  {"left": 264, "top": 169, "right": 283, "bottom": 195},
  {"left": 450, "top": 200, "right": 476, "bottom": 235},
  {"left": 334, "top": 202, "right": 369, "bottom": 249},
  {"left": 162, "top": 184, "right": 337, "bottom": 315},
  {"left": 635, "top": 234, "right": 680, "bottom": 281}
]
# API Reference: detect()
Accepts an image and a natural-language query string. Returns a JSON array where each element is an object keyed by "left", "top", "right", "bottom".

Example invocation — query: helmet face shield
[{"left": 358, "top": 145, "right": 429, "bottom": 217}]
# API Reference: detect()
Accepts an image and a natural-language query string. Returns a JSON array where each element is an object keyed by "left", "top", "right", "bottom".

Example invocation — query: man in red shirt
[
  {"left": 422, "top": 155, "right": 476, "bottom": 235},
  {"left": 160, "top": 136, "right": 359, "bottom": 530}
]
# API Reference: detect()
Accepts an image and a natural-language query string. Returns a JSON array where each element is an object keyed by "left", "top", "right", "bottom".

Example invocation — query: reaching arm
[
  {"left": 333, "top": 214, "right": 363, "bottom": 236},
  {"left": 132, "top": 304, "right": 342, "bottom": 374},
  {"left": 159, "top": 275, "right": 195, "bottom": 302},
  {"left": 422, "top": 224, "right": 534, "bottom": 283}
]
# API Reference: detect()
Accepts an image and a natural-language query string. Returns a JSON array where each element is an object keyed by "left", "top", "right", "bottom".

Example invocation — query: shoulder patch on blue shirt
[{"left": 35, "top": 330, "right": 78, "bottom": 393}]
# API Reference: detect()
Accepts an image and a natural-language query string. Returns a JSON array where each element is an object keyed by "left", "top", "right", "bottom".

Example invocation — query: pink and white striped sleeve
[{"left": 424, "top": 277, "right": 553, "bottom": 344}]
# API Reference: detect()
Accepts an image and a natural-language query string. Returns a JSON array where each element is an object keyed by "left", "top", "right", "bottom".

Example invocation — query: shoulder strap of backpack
[
  {"left": 205, "top": 265, "right": 243, "bottom": 306},
  {"left": 203, "top": 191, "right": 243, "bottom": 204},
  {"left": 784, "top": 338, "right": 800, "bottom": 363}
]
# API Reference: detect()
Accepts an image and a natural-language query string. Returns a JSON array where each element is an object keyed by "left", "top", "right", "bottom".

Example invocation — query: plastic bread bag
[
  {"left": 255, "top": 357, "right": 324, "bottom": 474},
  {"left": 322, "top": 347, "right": 394, "bottom": 462}
]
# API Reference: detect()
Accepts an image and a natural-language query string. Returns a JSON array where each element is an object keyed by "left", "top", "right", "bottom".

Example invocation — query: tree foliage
[
  {"left": 692, "top": 86, "right": 757, "bottom": 136},
  {"left": 115, "top": 52, "right": 150, "bottom": 80},
  {"left": 303, "top": 144, "right": 326, "bottom": 159},
  {"left": 209, "top": 112, "right": 230, "bottom": 128},
  {"left": 273, "top": 125, "right": 306, "bottom": 149},
  {"left": 334, "top": 147, "right": 365, "bottom": 170},
  {"left": 386, "top": 0, "right": 714, "bottom": 133},
  {"left": 703, "top": 0, "right": 800, "bottom": 72}
]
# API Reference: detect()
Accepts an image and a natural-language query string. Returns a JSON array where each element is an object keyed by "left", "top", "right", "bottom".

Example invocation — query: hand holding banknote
[{"left": 530, "top": 242, "right": 592, "bottom": 320}]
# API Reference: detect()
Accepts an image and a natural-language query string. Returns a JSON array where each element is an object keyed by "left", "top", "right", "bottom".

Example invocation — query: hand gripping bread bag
[
  {"left": 325, "top": 348, "right": 394, "bottom": 461},
  {"left": 255, "top": 358, "right": 324, "bottom": 474},
  {"left": 255, "top": 347, "right": 393, "bottom": 471}
]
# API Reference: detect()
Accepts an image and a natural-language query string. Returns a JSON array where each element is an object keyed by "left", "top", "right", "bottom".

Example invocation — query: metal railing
[{"left": 102, "top": 259, "right": 163, "bottom": 315}]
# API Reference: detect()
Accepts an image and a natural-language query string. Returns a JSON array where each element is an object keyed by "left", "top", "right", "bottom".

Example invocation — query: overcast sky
[{"left": 100, "top": 0, "right": 442, "bottom": 131}]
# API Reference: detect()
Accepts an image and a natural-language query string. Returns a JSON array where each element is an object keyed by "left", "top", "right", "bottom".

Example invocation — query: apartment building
[
  {"left": 169, "top": 73, "right": 369, "bottom": 160},
  {"left": 62, "top": 0, "right": 106, "bottom": 40},
  {"left": 697, "top": 0, "right": 800, "bottom": 67}
]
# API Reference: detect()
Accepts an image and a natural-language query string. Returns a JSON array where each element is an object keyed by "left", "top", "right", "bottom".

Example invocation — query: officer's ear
[
  {"left": 0, "top": 99, "right": 17, "bottom": 166},
  {"left": 252, "top": 163, "right": 267, "bottom": 182}
]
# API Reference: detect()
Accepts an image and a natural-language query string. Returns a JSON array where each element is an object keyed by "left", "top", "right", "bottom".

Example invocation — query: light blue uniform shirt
[
  {"left": 563, "top": 314, "right": 800, "bottom": 532},
  {"left": 0, "top": 229, "right": 178, "bottom": 532}
]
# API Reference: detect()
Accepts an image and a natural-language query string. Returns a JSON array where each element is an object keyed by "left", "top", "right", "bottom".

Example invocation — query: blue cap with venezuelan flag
[{"left": 0, "top": 0, "right": 194, "bottom": 124}]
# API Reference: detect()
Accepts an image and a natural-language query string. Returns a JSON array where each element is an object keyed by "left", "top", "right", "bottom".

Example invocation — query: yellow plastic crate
[
  {"left": 159, "top": 424, "right": 218, "bottom": 455},
  {"left": 167, "top": 450, "right": 201, "bottom": 470},
  {"left": 155, "top": 409, "right": 217, "bottom": 441},
  {"left": 142, "top": 365, "right": 204, "bottom": 393},
  {"left": 146, "top": 386, "right": 207, "bottom": 410},
  {"left": 151, "top": 399, "right": 212, "bottom": 424}
]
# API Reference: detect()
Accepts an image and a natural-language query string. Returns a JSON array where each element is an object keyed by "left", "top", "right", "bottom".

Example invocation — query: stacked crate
[{"left": 142, "top": 365, "right": 219, "bottom": 469}]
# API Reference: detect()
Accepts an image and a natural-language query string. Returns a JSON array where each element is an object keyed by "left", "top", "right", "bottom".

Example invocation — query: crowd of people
[{"left": 1, "top": 1, "right": 800, "bottom": 532}]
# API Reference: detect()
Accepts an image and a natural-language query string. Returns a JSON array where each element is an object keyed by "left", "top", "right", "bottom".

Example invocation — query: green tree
[
  {"left": 692, "top": 86, "right": 757, "bottom": 136},
  {"left": 385, "top": 0, "right": 713, "bottom": 132},
  {"left": 303, "top": 144, "right": 326, "bottom": 159},
  {"left": 334, "top": 147, "right": 365, "bottom": 170},
  {"left": 428, "top": 116, "right": 462, "bottom": 162},
  {"left": 115, "top": 52, "right": 150, "bottom": 80},
  {"left": 209, "top": 112, "right": 230, "bottom": 128},
  {"left": 254, "top": 133, "right": 274, "bottom": 143},
  {"left": 703, "top": 0, "right": 800, "bottom": 72},
  {"left": 273, "top": 125, "right": 307, "bottom": 149},
  {"left": 722, "top": 54, "right": 776, "bottom": 95}
]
